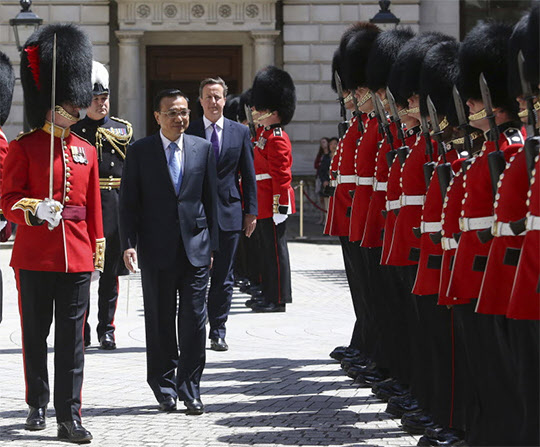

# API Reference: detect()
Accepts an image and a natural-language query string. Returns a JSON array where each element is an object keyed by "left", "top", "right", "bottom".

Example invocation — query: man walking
[
  {"left": 72, "top": 61, "right": 133, "bottom": 350},
  {"left": 120, "top": 89, "right": 217, "bottom": 415},
  {"left": 187, "top": 77, "right": 257, "bottom": 351}
]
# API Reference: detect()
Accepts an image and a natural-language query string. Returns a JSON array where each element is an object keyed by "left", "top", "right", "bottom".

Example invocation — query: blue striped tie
[{"left": 167, "top": 142, "right": 182, "bottom": 194}]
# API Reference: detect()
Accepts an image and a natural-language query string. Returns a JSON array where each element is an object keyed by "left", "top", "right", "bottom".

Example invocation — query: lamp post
[
  {"left": 10, "top": 0, "right": 42, "bottom": 131},
  {"left": 370, "top": 0, "right": 400, "bottom": 30}
]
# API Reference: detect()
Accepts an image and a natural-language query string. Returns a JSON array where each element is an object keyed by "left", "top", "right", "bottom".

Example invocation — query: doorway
[{"left": 146, "top": 45, "right": 243, "bottom": 134}]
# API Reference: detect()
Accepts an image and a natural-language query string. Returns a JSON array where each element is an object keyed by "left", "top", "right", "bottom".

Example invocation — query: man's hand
[
  {"left": 243, "top": 214, "right": 257, "bottom": 237},
  {"left": 123, "top": 248, "right": 139, "bottom": 273},
  {"left": 36, "top": 198, "right": 63, "bottom": 229},
  {"left": 273, "top": 214, "right": 288, "bottom": 225}
]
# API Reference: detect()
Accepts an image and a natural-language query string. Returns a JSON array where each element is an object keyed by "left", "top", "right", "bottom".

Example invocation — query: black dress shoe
[
  {"left": 246, "top": 285, "right": 263, "bottom": 296},
  {"left": 401, "top": 410, "right": 436, "bottom": 434},
  {"left": 386, "top": 393, "right": 420, "bottom": 417},
  {"left": 329, "top": 346, "right": 352, "bottom": 361},
  {"left": 252, "top": 302, "right": 286, "bottom": 313},
  {"left": 244, "top": 297, "right": 264, "bottom": 308},
  {"left": 25, "top": 406, "right": 46, "bottom": 431},
  {"left": 340, "top": 355, "right": 370, "bottom": 371},
  {"left": 418, "top": 427, "right": 465, "bottom": 446},
  {"left": 373, "top": 378, "right": 409, "bottom": 402},
  {"left": 210, "top": 338, "right": 228, "bottom": 351},
  {"left": 57, "top": 420, "right": 93, "bottom": 443},
  {"left": 184, "top": 398, "right": 204, "bottom": 415},
  {"left": 158, "top": 396, "right": 177, "bottom": 412},
  {"left": 99, "top": 333, "right": 116, "bottom": 350}
]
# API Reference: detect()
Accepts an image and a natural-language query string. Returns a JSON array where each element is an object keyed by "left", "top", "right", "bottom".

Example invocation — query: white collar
[
  {"left": 160, "top": 130, "right": 184, "bottom": 151},
  {"left": 203, "top": 115, "right": 224, "bottom": 130}
]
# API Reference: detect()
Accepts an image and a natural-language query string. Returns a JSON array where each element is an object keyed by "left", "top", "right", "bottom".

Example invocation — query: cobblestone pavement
[{"left": 0, "top": 241, "right": 418, "bottom": 446}]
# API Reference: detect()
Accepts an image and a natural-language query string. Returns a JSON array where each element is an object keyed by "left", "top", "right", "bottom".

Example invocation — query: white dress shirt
[{"left": 160, "top": 130, "right": 184, "bottom": 176}]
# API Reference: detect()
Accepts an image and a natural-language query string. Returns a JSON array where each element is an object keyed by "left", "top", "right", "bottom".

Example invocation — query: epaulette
[
  {"left": 110, "top": 116, "right": 132, "bottom": 130},
  {"left": 503, "top": 128, "right": 524, "bottom": 146},
  {"left": 272, "top": 127, "right": 282, "bottom": 137},
  {"left": 15, "top": 128, "right": 38, "bottom": 141}
]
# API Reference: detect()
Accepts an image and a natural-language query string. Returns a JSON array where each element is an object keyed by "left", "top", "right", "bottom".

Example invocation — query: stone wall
[
  {"left": 0, "top": 0, "right": 110, "bottom": 140},
  {"left": 282, "top": 0, "right": 420, "bottom": 175}
]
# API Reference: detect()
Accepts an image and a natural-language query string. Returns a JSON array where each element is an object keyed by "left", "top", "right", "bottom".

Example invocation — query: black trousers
[
  {"left": 207, "top": 229, "right": 241, "bottom": 339},
  {"left": 15, "top": 269, "right": 91, "bottom": 423},
  {"left": 339, "top": 237, "right": 368, "bottom": 352},
  {"left": 257, "top": 218, "right": 292, "bottom": 304},
  {"left": 140, "top": 244, "right": 209, "bottom": 404},
  {"left": 85, "top": 228, "right": 123, "bottom": 341}
]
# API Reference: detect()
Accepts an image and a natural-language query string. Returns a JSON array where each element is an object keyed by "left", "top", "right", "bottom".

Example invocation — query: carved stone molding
[
  {"left": 115, "top": 30, "right": 145, "bottom": 44},
  {"left": 118, "top": 1, "right": 277, "bottom": 31}
]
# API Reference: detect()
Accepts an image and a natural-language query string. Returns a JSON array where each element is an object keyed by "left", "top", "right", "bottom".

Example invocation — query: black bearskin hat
[
  {"left": 341, "top": 22, "right": 381, "bottom": 90},
  {"left": 458, "top": 21, "right": 516, "bottom": 113},
  {"left": 525, "top": 3, "right": 539, "bottom": 87},
  {"left": 366, "top": 28, "right": 415, "bottom": 92},
  {"left": 331, "top": 49, "right": 342, "bottom": 93},
  {"left": 223, "top": 94, "right": 240, "bottom": 121},
  {"left": 21, "top": 23, "right": 93, "bottom": 129},
  {"left": 251, "top": 65, "right": 296, "bottom": 126},
  {"left": 420, "top": 39, "right": 460, "bottom": 126},
  {"left": 390, "top": 32, "right": 453, "bottom": 104},
  {"left": 0, "top": 52, "right": 15, "bottom": 127},
  {"left": 237, "top": 89, "right": 252, "bottom": 123}
]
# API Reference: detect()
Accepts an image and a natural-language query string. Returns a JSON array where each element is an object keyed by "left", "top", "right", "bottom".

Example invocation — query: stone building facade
[{"left": 1, "top": 1, "right": 465, "bottom": 174}]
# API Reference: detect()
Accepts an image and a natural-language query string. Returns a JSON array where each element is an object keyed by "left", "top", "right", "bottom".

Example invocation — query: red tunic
[
  {"left": 349, "top": 112, "right": 378, "bottom": 242},
  {"left": 507, "top": 155, "right": 540, "bottom": 320},
  {"left": 0, "top": 128, "right": 12, "bottom": 242},
  {"left": 386, "top": 133, "right": 435, "bottom": 266},
  {"left": 327, "top": 116, "right": 362, "bottom": 237},
  {"left": 477, "top": 147, "right": 527, "bottom": 314},
  {"left": 361, "top": 121, "right": 399, "bottom": 247},
  {"left": 412, "top": 147, "right": 459, "bottom": 296},
  {"left": 323, "top": 134, "right": 340, "bottom": 235},
  {"left": 381, "top": 126, "right": 421, "bottom": 264},
  {"left": 1, "top": 125, "right": 104, "bottom": 273},
  {"left": 447, "top": 128, "right": 524, "bottom": 300},
  {"left": 253, "top": 125, "right": 295, "bottom": 220}
]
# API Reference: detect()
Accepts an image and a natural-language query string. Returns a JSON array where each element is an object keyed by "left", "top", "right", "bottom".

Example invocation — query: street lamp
[
  {"left": 370, "top": 0, "right": 400, "bottom": 30},
  {"left": 9, "top": 0, "right": 43, "bottom": 52}
]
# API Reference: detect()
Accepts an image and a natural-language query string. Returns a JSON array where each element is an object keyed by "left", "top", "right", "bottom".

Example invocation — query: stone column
[
  {"left": 115, "top": 30, "right": 145, "bottom": 138},
  {"left": 250, "top": 30, "right": 281, "bottom": 73}
]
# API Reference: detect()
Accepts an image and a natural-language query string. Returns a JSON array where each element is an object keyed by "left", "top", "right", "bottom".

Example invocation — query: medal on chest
[{"left": 71, "top": 146, "right": 88, "bottom": 164}]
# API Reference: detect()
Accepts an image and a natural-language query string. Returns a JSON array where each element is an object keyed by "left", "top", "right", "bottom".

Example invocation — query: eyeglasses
[{"left": 160, "top": 109, "right": 190, "bottom": 119}]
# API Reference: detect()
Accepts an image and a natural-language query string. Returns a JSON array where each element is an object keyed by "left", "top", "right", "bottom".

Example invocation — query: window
[{"left": 460, "top": 0, "right": 532, "bottom": 38}]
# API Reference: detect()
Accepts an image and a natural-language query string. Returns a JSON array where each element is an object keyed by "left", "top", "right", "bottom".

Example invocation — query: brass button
[
  {"left": 82, "top": 128, "right": 86, "bottom": 133},
  {"left": 65, "top": 196, "right": 70, "bottom": 202},
  {"left": 110, "top": 162, "right": 115, "bottom": 167},
  {"left": 66, "top": 173, "right": 71, "bottom": 178},
  {"left": 111, "top": 149, "right": 115, "bottom": 154},
  {"left": 66, "top": 187, "right": 71, "bottom": 192},
  {"left": 66, "top": 181, "right": 71, "bottom": 186},
  {"left": 66, "top": 166, "right": 71, "bottom": 171}
]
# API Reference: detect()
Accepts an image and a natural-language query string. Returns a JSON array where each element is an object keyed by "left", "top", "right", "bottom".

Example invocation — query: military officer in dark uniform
[{"left": 72, "top": 61, "right": 133, "bottom": 350}]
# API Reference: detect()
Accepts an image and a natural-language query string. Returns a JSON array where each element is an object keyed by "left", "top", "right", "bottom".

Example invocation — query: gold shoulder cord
[{"left": 95, "top": 118, "right": 133, "bottom": 160}]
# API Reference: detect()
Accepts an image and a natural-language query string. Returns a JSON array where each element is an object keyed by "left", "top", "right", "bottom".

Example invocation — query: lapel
[
  {"left": 152, "top": 133, "right": 177, "bottom": 196},
  {"left": 178, "top": 134, "right": 197, "bottom": 197},
  {"left": 219, "top": 117, "right": 231, "bottom": 166}
]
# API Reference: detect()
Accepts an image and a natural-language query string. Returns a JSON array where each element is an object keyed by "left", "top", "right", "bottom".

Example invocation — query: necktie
[
  {"left": 210, "top": 123, "right": 220, "bottom": 162},
  {"left": 167, "top": 142, "right": 182, "bottom": 194}
]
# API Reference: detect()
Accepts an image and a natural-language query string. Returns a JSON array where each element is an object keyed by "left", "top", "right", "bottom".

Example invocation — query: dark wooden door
[{"left": 146, "top": 45, "right": 243, "bottom": 135}]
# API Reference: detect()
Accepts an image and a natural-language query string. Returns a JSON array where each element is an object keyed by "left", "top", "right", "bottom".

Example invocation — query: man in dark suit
[
  {"left": 120, "top": 89, "right": 217, "bottom": 415},
  {"left": 186, "top": 77, "right": 257, "bottom": 352}
]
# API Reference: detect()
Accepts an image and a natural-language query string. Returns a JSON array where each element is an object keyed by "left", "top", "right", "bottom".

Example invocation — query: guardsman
[
  {"left": 250, "top": 66, "right": 295, "bottom": 312},
  {"left": 450, "top": 21, "right": 524, "bottom": 447},
  {"left": 361, "top": 28, "right": 416, "bottom": 408},
  {"left": 327, "top": 23, "right": 380, "bottom": 365},
  {"left": 1, "top": 24, "right": 103, "bottom": 443},
  {"left": 72, "top": 62, "right": 132, "bottom": 350},
  {"left": 0, "top": 51, "right": 15, "bottom": 324}
]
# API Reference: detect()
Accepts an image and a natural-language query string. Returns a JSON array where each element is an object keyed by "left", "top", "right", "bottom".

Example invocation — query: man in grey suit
[
  {"left": 186, "top": 77, "right": 257, "bottom": 352},
  {"left": 120, "top": 89, "right": 218, "bottom": 415}
]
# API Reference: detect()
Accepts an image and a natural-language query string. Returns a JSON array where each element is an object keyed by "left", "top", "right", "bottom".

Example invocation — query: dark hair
[
  {"left": 153, "top": 88, "right": 188, "bottom": 112},
  {"left": 317, "top": 137, "right": 330, "bottom": 157},
  {"left": 329, "top": 137, "right": 339, "bottom": 144},
  {"left": 199, "top": 77, "right": 228, "bottom": 98}
]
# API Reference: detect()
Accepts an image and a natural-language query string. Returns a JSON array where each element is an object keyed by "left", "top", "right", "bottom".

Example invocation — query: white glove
[
  {"left": 36, "top": 198, "right": 63, "bottom": 228},
  {"left": 273, "top": 214, "right": 288, "bottom": 225},
  {"left": 91, "top": 270, "right": 101, "bottom": 282},
  {"left": 0, "top": 220, "right": 7, "bottom": 232}
]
